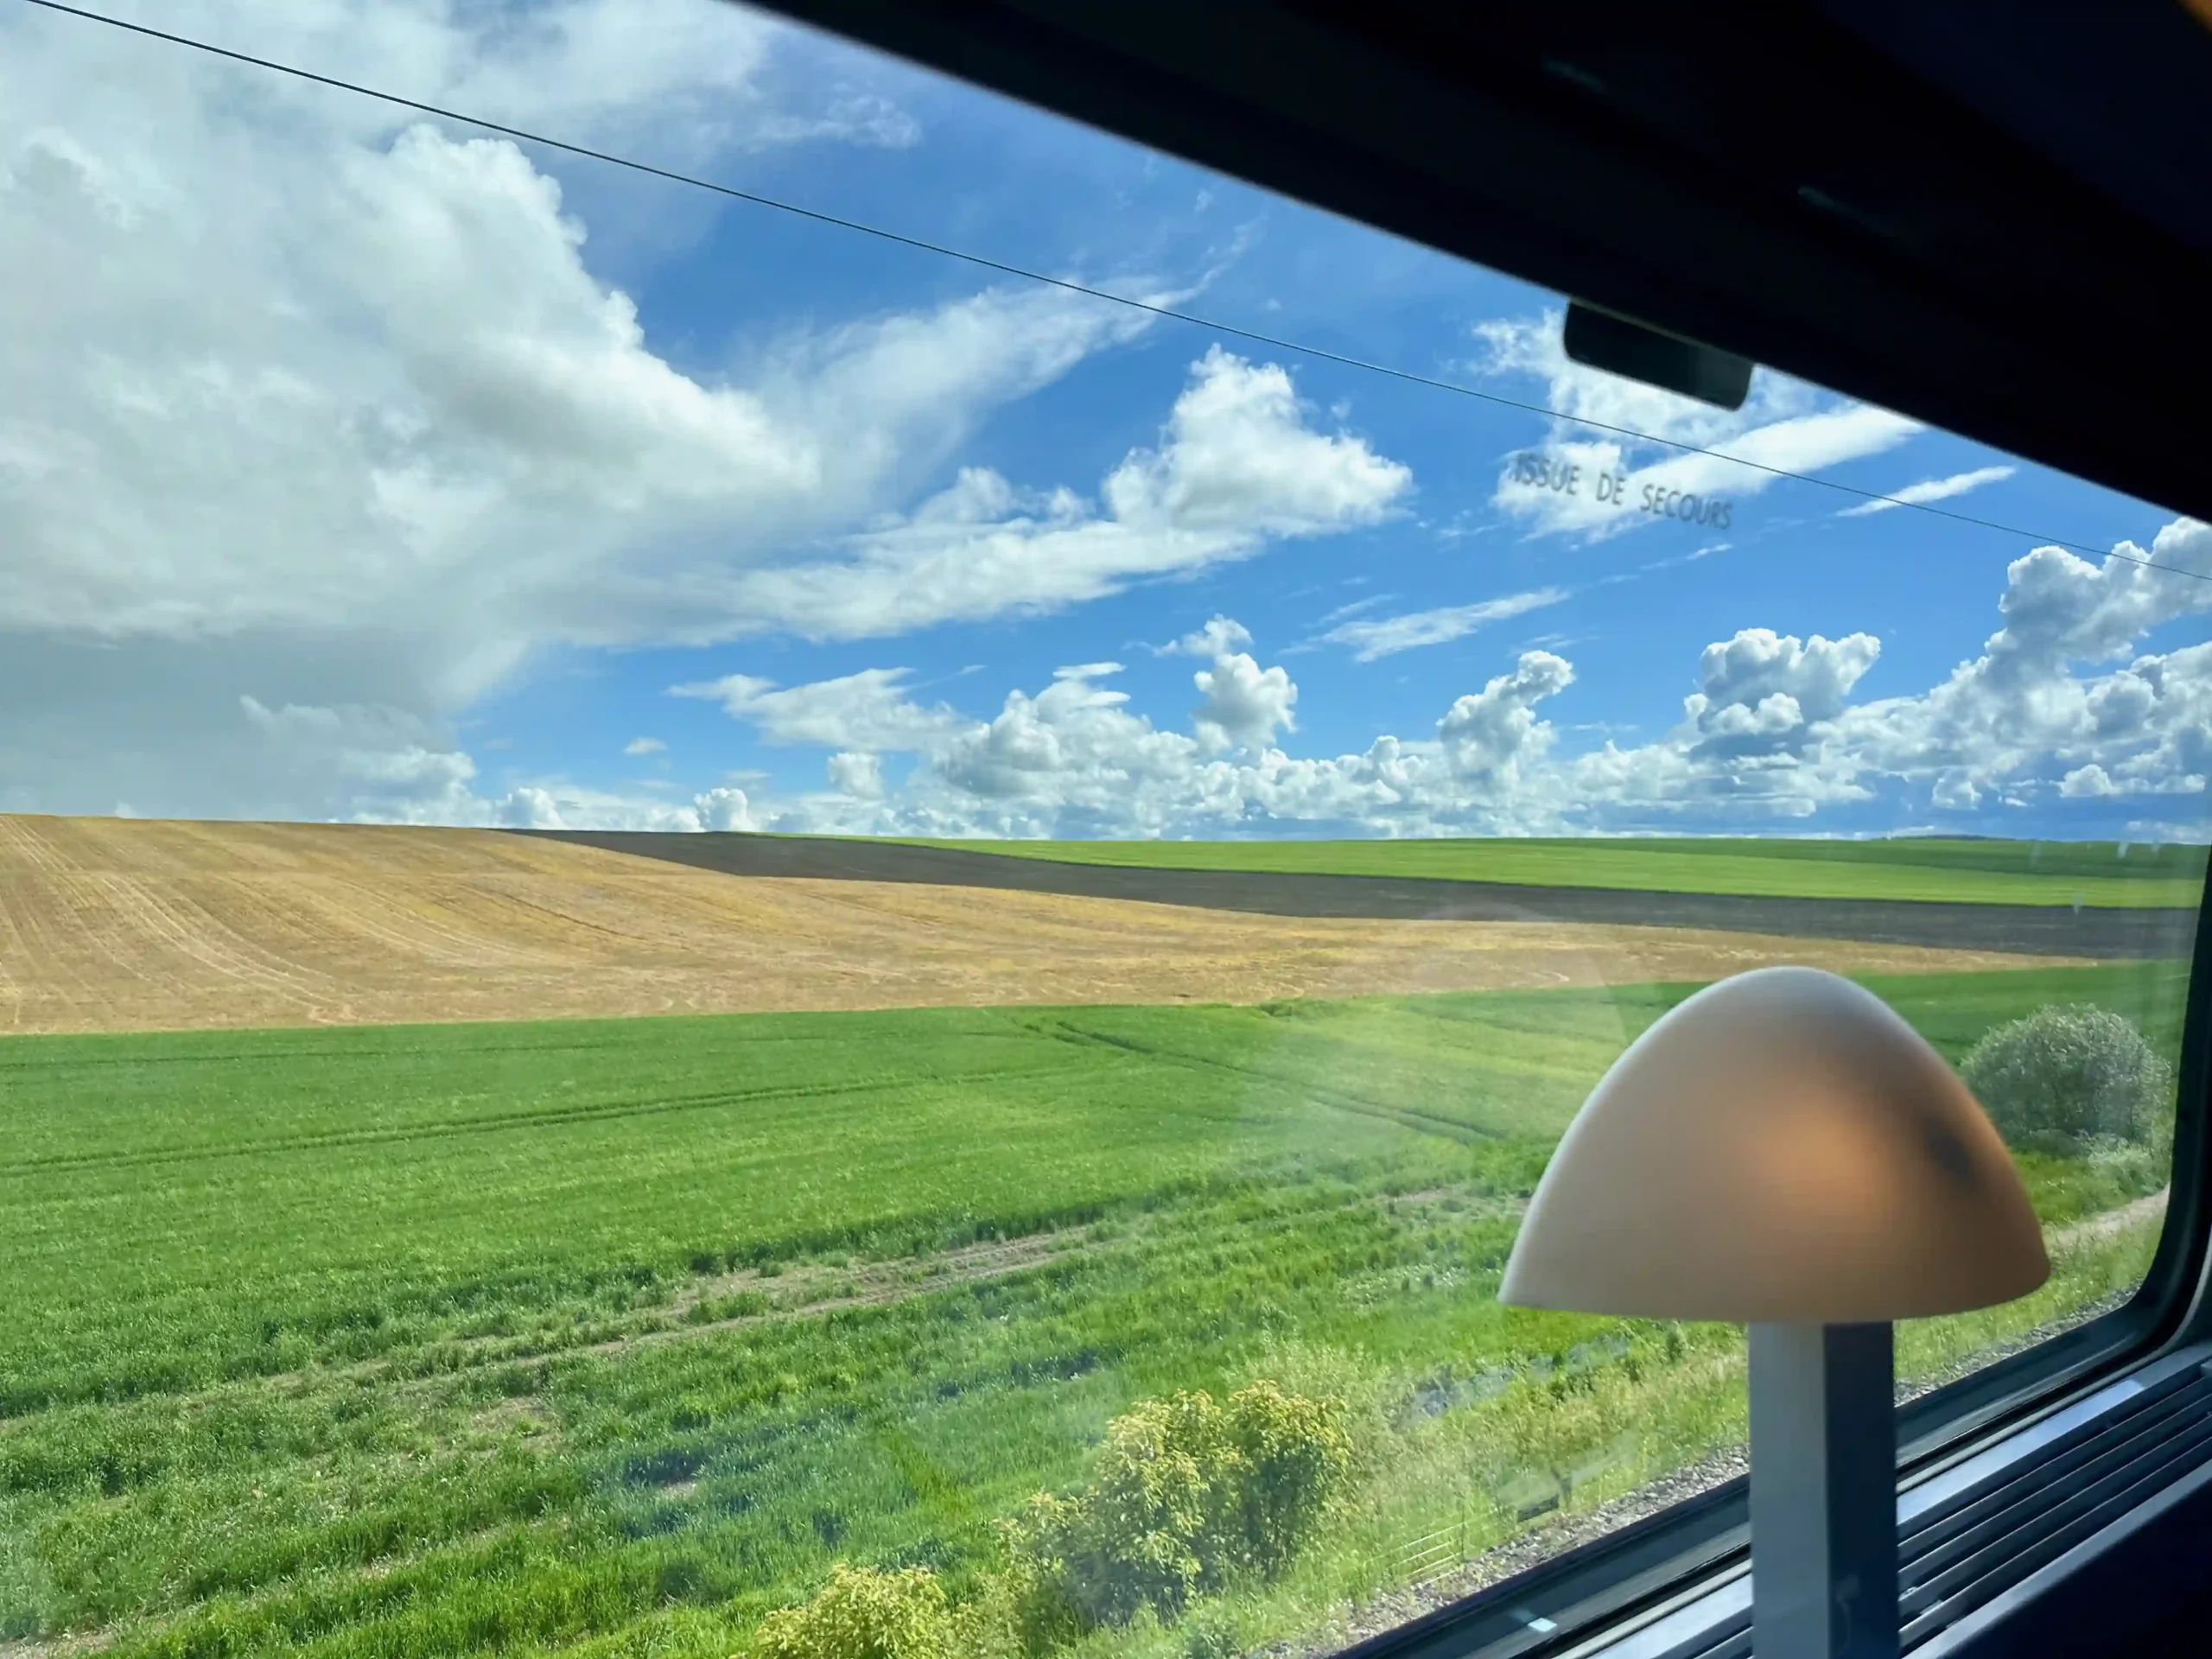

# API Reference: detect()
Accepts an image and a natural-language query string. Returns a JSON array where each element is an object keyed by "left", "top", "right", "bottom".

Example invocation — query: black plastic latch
[{"left": 1564, "top": 302, "right": 1754, "bottom": 410}]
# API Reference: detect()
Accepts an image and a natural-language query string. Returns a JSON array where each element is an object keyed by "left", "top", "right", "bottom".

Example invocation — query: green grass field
[
  {"left": 0, "top": 963, "right": 2188, "bottom": 1659},
  {"left": 884, "top": 836, "right": 2209, "bottom": 910}
]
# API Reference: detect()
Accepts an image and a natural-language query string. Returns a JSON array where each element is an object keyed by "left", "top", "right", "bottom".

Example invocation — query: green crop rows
[
  {"left": 0, "top": 963, "right": 2188, "bottom": 1657},
  {"left": 881, "top": 836, "right": 2209, "bottom": 910}
]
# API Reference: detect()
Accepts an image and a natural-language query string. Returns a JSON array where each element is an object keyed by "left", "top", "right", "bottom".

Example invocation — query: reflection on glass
[{"left": 0, "top": 2, "right": 2203, "bottom": 1657}]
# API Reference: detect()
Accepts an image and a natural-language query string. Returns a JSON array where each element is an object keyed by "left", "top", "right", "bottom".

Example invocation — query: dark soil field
[{"left": 518, "top": 831, "right": 2200, "bottom": 960}]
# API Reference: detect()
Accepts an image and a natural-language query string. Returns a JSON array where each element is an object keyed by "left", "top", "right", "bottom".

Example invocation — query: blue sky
[{"left": 3, "top": 0, "right": 2208, "bottom": 842}]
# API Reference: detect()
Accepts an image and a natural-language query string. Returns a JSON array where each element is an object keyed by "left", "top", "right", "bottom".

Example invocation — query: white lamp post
[{"left": 1500, "top": 967, "right": 2050, "bottom": 1659}]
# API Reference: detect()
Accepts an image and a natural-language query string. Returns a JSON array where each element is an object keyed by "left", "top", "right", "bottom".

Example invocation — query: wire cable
[{"left": 19, "top": 0, "right": 2209, "bottom": 582}]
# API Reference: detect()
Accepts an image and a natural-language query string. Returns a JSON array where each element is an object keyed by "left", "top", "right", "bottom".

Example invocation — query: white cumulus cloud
[
  {"left": 720, "top": 347, "right": 1413, "bottom": 641},
  {"left": 662, "top": 518, "right": 2212, "bottom": 840},
  {"left": 0, "top": 0, "right": 1175, "bottom": 820},
  {"left": 1685, "top": 629, "right": 1883, "bottom": 758},
  {"left": 1192, "top": 649, "right": 1297, "bottom": 753},
  {"left": 826, "top": 751, "right": 886, "bottom": 798},
  {"left": 1162, "top": 614, "right": 1252, "bottom": 657}
]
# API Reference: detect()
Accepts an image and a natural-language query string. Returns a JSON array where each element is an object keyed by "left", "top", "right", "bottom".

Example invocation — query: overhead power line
[{"left": 20, "top": 0, "right": 2209, "bottom": 583}]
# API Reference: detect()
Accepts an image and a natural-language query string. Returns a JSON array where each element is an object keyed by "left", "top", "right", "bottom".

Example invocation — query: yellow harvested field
[{"left": 0, "top": 815, "right": 2086, "bottom": 1035}]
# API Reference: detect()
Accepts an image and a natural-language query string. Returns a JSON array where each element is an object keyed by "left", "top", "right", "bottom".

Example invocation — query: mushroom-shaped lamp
[{"left": 1500, "top": 967, "right": 2048, "bottom": 1659}]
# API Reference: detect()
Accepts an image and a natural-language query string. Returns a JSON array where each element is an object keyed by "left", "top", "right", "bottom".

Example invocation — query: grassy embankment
[
  {"left": 886, "top": 836, "right": 2208, "bottom": 910},
  {"left": 0, "top": 963, "right": 2185, "bottom": 1658}
]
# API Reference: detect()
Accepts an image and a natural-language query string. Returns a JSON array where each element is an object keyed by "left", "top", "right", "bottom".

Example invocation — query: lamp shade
[{"left": 1499, "top": 967, "right": 2049, "bottom": 1324}]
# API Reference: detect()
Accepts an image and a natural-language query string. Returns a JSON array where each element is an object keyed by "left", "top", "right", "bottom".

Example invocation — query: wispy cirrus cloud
[
  {"left": 670, "top": 667, "right": 972, "bottom": 752},
  {"left": 1324, "top": 587, "right": 1571, "bottom": 661},
  {"left": 1837, "top": 465, "right": 2015, "bottom": 517},
  {"left": 1472, "top": 311, "right": 1922, "bottom": 541}
]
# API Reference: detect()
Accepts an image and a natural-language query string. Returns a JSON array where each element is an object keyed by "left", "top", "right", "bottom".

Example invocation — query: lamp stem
[{"left": 1749, "top": 1321, "right": 1898, "bottom": 1659}]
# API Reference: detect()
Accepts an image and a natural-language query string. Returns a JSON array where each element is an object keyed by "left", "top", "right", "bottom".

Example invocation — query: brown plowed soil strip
[{"left": 0, "top": 815, "right": 2092, "bottom": 1037}]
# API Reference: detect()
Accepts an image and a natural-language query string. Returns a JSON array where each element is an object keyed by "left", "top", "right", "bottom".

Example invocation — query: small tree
[
  {"left": 753, "top": 1564, "right": 959, "bottom": 1659},
  {"left": 1011, "top": 1391, "right": 1222, "bottom": 1626},
  {"left": 1961, "top": 1005, "right": 2173, "bottom": 1157},
  {"left": 1219, "top": 1380, "right": 1353, "bottom": 1579},
  {"left": 1003, "top": 1382, "right": 1351, "bottom": 1634}
]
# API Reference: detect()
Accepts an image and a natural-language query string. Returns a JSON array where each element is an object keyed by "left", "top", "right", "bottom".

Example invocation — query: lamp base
[{"left": 1749, "top": 1321, "right": 1898, "bottom": 1659}]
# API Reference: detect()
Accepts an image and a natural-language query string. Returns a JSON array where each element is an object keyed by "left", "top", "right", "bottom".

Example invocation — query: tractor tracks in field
[
  {"left": 125, "top": 1179, "right": 1510, "bottom": 1423},
  {"left": 358, "top": 1181, "right": 2148, "bottom": 1397},
  {"left": 205, "top": 1224, "right": 1105, "bottom": 1411},
  {"left": 0, "top": 1632, "right": 113, "bottom": 1659},
  {"left": 1032, "top": 1014, "right": 1501, "bottom": 1146},
  {"left": 615, "top": 1178, "right": 1518, "bottom": 1363},
  {"left": 592, "top": 1230, "right": 1081, "bottom": 1356},
  {"left": 0, "top": 1061, "right": 1086, "bottom": 1180}
]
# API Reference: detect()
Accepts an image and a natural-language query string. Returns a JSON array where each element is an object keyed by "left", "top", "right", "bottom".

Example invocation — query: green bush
[
  {"left": 1179, "top": 1602, "right": 1244, "bottom": 1659},
  {"left": 1961, "top": 1005, "right": 2173, "bottom": 1157},
  {"left": 752, "top": 1564, "right": 959, "bottom": 1659},
  {"left": 1006, "top": 1382, "right": 1352, "bottom": 1631},
  {"left": 2082, "top": 1135, "right": 2170, "bottom": 1203}
]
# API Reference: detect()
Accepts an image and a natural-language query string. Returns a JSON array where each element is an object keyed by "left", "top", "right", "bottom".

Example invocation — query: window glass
[{"left": 0, "top": 3, "right": 2201, "bottom": 1657}]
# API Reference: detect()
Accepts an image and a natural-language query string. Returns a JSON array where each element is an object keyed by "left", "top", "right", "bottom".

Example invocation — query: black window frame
[{"left": 731, "top": 2, "right": 2212, "bottom": 1650}]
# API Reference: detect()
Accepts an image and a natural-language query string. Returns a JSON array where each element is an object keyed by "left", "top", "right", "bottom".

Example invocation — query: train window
[{"left": 0, "top": 3, "right": 2201, "bottom": 1656}]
